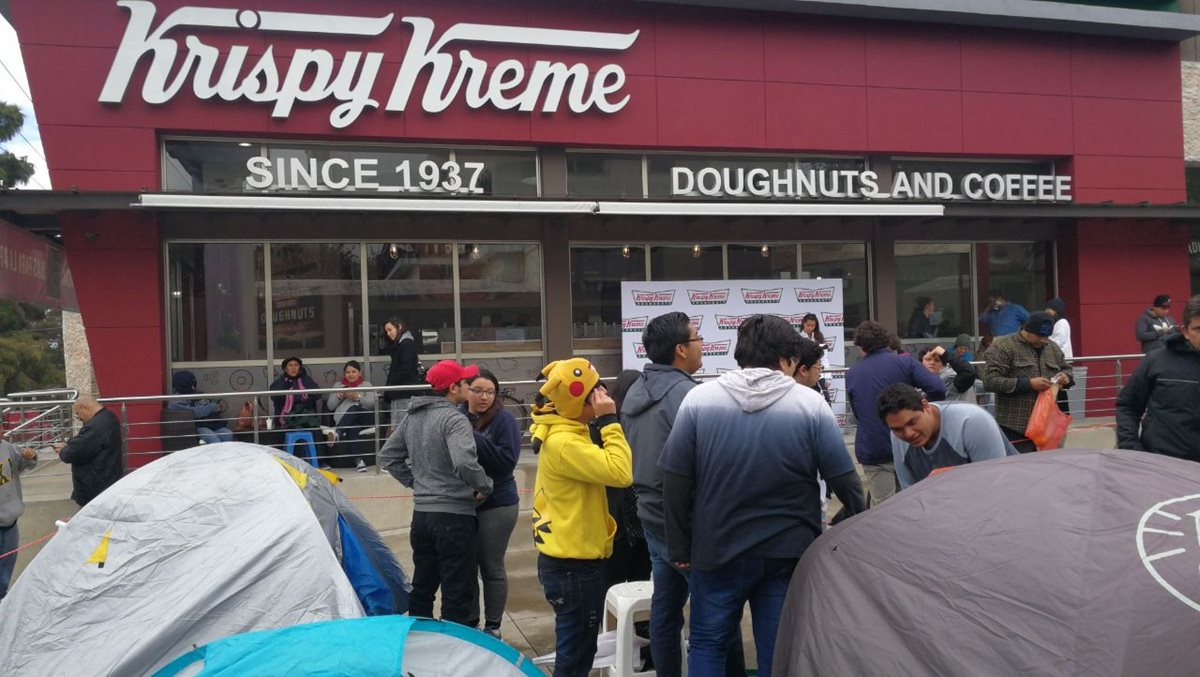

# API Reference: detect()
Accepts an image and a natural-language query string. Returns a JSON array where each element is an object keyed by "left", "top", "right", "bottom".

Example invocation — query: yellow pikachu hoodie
[{"left": 529, "top": 358, "right": 633, "bottom": 560}]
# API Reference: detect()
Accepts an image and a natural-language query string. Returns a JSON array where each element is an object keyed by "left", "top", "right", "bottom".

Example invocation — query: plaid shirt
[{"left": 982, "top": 334, "right": 1073, "bottom": 432}]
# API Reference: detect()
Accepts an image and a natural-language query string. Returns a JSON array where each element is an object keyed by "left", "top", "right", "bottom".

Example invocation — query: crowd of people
[{"left": 4, "top": 293, "right": 1198, "bottom": 673}]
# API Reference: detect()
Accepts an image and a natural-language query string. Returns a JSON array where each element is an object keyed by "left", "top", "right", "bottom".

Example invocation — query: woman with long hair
[
  {"left": 461, "top": 369, "right": 521, "bottom": 639},
  {"left": 381, "top": 317, "right": 423, "bottom": 426},
  {"left": 800, "top": 313, "right": 825, "bottom": 345}
]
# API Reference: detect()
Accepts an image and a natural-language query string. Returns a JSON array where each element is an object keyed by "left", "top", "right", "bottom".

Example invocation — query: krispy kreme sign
[
  {"left": 99, "top": 1, "right": 639, "bottom": 129},
  {"left": 796, "top": 287, "right": 835, "bottom": 303},
  {"left": 632, "top": 290, "right": 675, "bottom": 306},
  {"left": 688, "top": 289, "right": 730, "bottom": 305},
  {"left": 741, "top": 288, "right": 783, "bottom": 304}
]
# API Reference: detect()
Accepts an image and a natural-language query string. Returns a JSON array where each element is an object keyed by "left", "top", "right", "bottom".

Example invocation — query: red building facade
[{"left": 5, "top": 0, "right": 1197, "bottom": 461}]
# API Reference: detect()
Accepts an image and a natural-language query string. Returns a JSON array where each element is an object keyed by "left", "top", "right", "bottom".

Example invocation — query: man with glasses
[
  {"left": 622, "top": 312, "right": 745, "bottom": 677},
  {"left": 380, "top": 360, "right": 492, "bottom": 626}
]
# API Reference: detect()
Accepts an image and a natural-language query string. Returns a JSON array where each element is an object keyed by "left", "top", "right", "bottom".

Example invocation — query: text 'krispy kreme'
[
  {"left": 715, "top": 314, "right": 752, "bottom": 330},
  {"left": 796, "top": 287, "right": 835, "bottom": 303},
  {"left": 701, "top": 340, "right": 732, "bottom": 357},
  {"left": 632, "top": 290, "right": 675, "bottom": 306},
  {"left": 741, "top": 288, "right": 783, "bottom": 304},
  {"left": 821, "top": 312, "right": 844, "bottom": 327},
  {"left": 688, "top": 289, "right": 730, "bottom": 305},
  {"left": 623, "top": 316, "right": 648, "bottom": 332}
]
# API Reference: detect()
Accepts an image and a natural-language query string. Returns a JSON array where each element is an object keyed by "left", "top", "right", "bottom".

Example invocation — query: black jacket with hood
[{"left": 1116, "top": 331, "right": 1200, "bottom": 462}]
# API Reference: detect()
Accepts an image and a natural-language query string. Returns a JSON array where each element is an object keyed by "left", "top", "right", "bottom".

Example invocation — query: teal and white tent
[{"left": 156, "top": 616, "right": 544, "bottom": 676}]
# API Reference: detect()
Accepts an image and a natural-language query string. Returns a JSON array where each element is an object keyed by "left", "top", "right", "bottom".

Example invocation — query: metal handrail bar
[
  {"left": 1, "top": 405, "right": 65, "bottom": 436},
  {"left": 4, "top": 388, "right": 79, "bottom": 400}
]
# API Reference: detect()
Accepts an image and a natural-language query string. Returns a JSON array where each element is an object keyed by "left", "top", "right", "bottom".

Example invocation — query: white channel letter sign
[
  {"left": 99, "top": 1, "right": 640, "bottom": 129},
  {"left": 671, "top": 167, "right": 1073, "bottom": 203}
]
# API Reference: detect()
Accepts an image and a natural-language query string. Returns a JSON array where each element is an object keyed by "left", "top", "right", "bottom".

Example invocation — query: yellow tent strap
[
  {"left": 86, "top": 528, "right": 113, "bottom": 568},
  {"left": 272, "top": 457, "right": 309, "bottom": 489}
]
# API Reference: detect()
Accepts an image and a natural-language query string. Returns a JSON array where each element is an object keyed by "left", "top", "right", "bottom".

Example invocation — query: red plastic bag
[{"left": 1024, "top": 386, "right": 1071, "bottom": 451}]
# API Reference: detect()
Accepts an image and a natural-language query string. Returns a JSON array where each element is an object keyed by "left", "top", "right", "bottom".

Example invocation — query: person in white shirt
[{"left": 1045, "top": 298, "right": 1073, "bottom": 413}]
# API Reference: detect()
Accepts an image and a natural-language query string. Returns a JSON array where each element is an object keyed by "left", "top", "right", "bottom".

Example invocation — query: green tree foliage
[
  {"left": 0, "top": 300, "right": 64, "bottom": 395},
  {"left": 0, "top": 102, "right": 35, "bottom": 188}
]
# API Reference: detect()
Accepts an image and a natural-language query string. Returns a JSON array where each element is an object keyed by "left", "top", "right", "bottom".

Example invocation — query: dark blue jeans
[
  {"left": 644, "top": 530, "right": 745, "bottom": 677},
  {"left": 0, "top": 523, "right": 17, "bottom": 600},
  {"left": 688, "top": 557, "right": 798, "bottom": 677},
  {"left": 537, "top": 554, "right": 606, "bottom": 677}
]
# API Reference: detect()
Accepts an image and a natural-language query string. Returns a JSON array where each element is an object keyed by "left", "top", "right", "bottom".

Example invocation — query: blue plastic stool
[{"left": 284, "top": 431, "right": 318, "bottom": 467}]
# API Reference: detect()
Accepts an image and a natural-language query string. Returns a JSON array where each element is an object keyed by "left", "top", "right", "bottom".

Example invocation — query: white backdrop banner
[{"left": 619, "top": 278, "right": 848, "bottom": 420}]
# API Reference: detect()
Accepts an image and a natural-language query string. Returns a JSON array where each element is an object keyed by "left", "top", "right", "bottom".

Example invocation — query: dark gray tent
[{"left": 776, "top": 449, "right": 1200, "bottom": 677}]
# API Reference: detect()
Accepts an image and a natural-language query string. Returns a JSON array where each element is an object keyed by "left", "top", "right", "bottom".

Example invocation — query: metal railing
[{"left": 0, "top": 352, "right": 1148, "bottom": 479}]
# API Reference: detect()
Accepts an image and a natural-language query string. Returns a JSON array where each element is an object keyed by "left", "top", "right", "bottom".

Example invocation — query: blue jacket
[
  {"left": 619, "top": 364, "right": 698, "bottom": 540},
  {"left": 463, "top": 404, "right": 521, "bottom": 510},
  {"left": 981, "top": 303, "right": 1029, "bottom": 336},
  {"left": 847, "top": 349, "right": 947, "bottom": 465}
]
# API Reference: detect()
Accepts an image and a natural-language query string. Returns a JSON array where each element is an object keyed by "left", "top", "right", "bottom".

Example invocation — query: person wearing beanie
[
  {"left": 530, "top": 357, "right": 632, "bottom": 677},
  {"left": 953, "top": 333, "right": 974, "bottom": 362},
  {"left": 167, "top": 370, "right": 233, "bottom": 444},
  {"left": 982, "top": 311, "right": 1073, "bottom": 453},
  {"left": 380, "top": 359, "right": 492, "bottom": 626},
  {"left": 1135, "top": 294, "right": 1178, "bottom": 353}
]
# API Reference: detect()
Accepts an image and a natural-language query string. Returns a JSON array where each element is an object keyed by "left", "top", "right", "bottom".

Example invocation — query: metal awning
[{"left": 637, "top": 0, "right": 1200, "bottom": 41}]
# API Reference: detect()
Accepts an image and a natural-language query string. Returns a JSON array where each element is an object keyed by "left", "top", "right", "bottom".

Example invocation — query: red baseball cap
[{"left": 425, "top": 360, "right": 479, "bottom": 390}]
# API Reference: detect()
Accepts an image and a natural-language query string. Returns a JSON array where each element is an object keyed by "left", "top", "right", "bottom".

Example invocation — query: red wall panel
[
  {"left": 763, "top": 16, "right": 866, "bottom": 86},
  {"left": 656, "top": 78, "right": 766, "bottom": 149},
  {"left": 1072, "top": 98, "right": 1184, "bottom": 158},
  {"left": 960, "top": 29, "right": 1072, "bottom": 96},
  {"left": 765, "top": 83, "right": 867, "bottom": 151},
  {"left": 866, "top": 88, "right": 962, "bottom": 153},
  {"left": 864, "top": 24, "right": 961, "bottom": 90},
  {"left": 961, "top": 93, "right": 1073, "bottom": 156},
  {"left": 653, "top": 7, "right": 765, "bottom": 81},
  {"left": 1070, "top": 36, "right": 1181, "bottom": 101}
]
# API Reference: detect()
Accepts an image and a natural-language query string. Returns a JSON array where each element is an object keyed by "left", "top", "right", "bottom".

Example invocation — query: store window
[
  {"left": 566, "top": 153, "right": 644, "bottom": 198},
  {"left": 167, "top": 243, "right": 267, "bottom": 361},
  {"left": 571, "top": 245, "right": 647, "bottom": 350},
  {"left": 894, "top": 243, "right": 973, "bottom": 340},
  {"left": 458, "top": 243, "right": 544, "bottom": 354},
  {"left": 728, "top": 244, "right": 798, "bottom": 280},
  {"left": 365, "top": 243, "right": 456, "bottom": 357},
  {"left": 270, "top": 243, "right": 363, "bottom": 360},
  {"left": 164, "top": 140, "right": 260, "bottom": 192},
  {"left": 1191, "top": 226, "right": 1200, "bottom": 296},
  {"left": 978, "top": 242, "right": 1053, "bottom": 328},
  {"left": 801, "top": 243, "right": 870, "bottom": 334},
  {"left": 651, "top": 245, "right": 724, "bottom": 281}
]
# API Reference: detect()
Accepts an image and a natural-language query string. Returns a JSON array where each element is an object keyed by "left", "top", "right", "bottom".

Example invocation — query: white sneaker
[{"left": 355, "top": 458, "right": 368, "bottom": 473}]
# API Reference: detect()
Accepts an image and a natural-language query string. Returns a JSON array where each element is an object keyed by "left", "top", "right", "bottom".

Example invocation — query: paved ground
[{"left": 7, "top": 418, "right": 1119, "bottom": 673}]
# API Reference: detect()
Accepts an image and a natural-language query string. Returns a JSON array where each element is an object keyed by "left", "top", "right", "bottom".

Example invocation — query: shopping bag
[
  {"left": 1024, "top": 385, "right": 1071, "bottom": 451},
  {"left": 234, "top": 399, "right": 264, "bottom": 432}
]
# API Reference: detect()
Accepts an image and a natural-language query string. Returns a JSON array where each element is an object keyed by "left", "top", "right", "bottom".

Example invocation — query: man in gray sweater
[
  {"left": 381, "top": 360, "right": 492, "bottom": 624},
  {"left": 0, "top": 440, "right": 38, "bottom": 600}
]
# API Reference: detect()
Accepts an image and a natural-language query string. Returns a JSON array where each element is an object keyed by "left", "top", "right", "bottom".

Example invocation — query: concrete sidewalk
[{"left": 6, "top": 418, "right": 1120, "bottom": 671}]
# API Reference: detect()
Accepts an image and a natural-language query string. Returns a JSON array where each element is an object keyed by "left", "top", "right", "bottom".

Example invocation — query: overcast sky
[{"left": 0, "top": 17, "right": 50, "bottom": 190}]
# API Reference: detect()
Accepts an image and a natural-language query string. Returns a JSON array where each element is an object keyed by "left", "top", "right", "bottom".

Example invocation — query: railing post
[
  {"left": 1115, "top": 358, "right": 1123, "bottom": 396},
  {"left": 120, "top": 401, "right": 130, "bottom": 472},
  {"left": 372, "top": 400, "right": 381, "bottom": 474},
  {"left": 251, "top": 398, "right": 260, "bottom": 445}
]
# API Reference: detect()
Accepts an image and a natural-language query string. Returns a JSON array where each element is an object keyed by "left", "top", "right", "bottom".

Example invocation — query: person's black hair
[
  {"left": 281, "top": 356, "right": 303, "bottom": 370},
  {"left": 989, "top": 290, "right": 1006, "bottom": 300},
  {"left": 471, "top": 368, "right": 500, "bottom": 393},
  {"left": 801, "top": 312, "right": 825, "bottom": 344},
  {"left": 916, "top": 346, "right": 946, "bottom": 366},
  {"left": 1183, "top": 295, "right": 1200, "bottom": 326},
  {"left": 796, "top": 336, "right": 825, "bottom": 369},
  {"left": 914, "top": 296, "right": 932, "bottom": 309},
  {"left": 383, "top": 317, "right": 405, "bottom": 341},
  {"left": 876, "top": 383, "right": 925, "bottom": 422},
  {"left": 642, "top": 312, "right": 693, "bottom": 365},
  {"left": 734, "top": 314, "right": 803, "bottom": 369},
  {"left": 853, "top": 320, "right": 891, "bottom": 353},
  {"left": 343, "top": 359, "right": 362, "bottom": 371},
  {"left": 609, "top": 369, "right": 642, "bottom": 414}
]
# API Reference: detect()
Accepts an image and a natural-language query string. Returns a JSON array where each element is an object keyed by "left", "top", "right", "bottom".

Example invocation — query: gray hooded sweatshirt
[
  {"left": 0, "top": 442, "right": 38, "bottom": 527},
  {"left": 620, "top": 364, "right": 699, "bottom": 540},
  {"left": 380, "top": 395, "right": 492, "bottom": 515}
]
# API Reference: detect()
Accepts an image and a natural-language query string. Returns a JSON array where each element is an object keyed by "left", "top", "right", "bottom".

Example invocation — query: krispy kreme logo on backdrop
[
  {"left": 741, "top": 288, "right": 783, "bottom": 304},
  {"left": 623, "top": 316, "right": 648, "bottom": 333},
  {"left": 634, "top": 343, "right": 647, "bottom": 359},
  {"left": 690, "top": 315, "right": 704, "bottom": 331},
  {"left": 825, "top": 337, "right": 837, "bottom": 351},
  {"left": 716, "top": 314, "right": 752, "bottom": 330},
  {"left": 835, "top": 414, "right": 849, "bottom": 427},
  {"left": 773, "top": 314, "right": 808, "bottom": 331},
  {"left": 99, "top": 1, "right": 640, "bottom": 129},
  {"left": 796, "top": 287, "right": 835, "bottom": 303},
  {"left": 821, "top": 312, "right": 843, "bottom": 327},
  {"left": 701, "top": 340, "right": 732, "bottom": 357},
  {"left": 688, "top": 289, "right": 730, "bottom": 305},
  {"left": 632, "top": 290, "right": 675, "bottom": 306}
]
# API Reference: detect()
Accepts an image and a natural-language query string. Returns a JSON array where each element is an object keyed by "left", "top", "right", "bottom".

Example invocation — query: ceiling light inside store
[
  {"left": 388, "top": 243, "right": 399, "bottom": 260},
  {"left": 237, "top": 142, "right": 253, "bottom": 147},
  {"left": 692, "top": 244, "right": 701, "bottom": 258},
  {"left": 621, "top": 245, "right": 631, "bottom": 259},
  {"left": 761, "top": 245, "right": 770, "bottom": 258},
  {"left": 469, "top": 244, "right": 481, "bottom": 260}
]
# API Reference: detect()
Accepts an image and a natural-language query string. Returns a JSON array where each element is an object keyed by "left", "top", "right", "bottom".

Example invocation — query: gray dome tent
[
  {"left": 0, "top": 443, "right": 409, "bottom": 676},
  {"left": 776, "top": 449, "right": 1200, "bottom": 676}
]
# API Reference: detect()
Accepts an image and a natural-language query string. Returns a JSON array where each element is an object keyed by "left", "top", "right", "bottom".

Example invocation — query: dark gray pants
[{"left": 469, "top": 502, "right": 519, "bottom": 629}]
